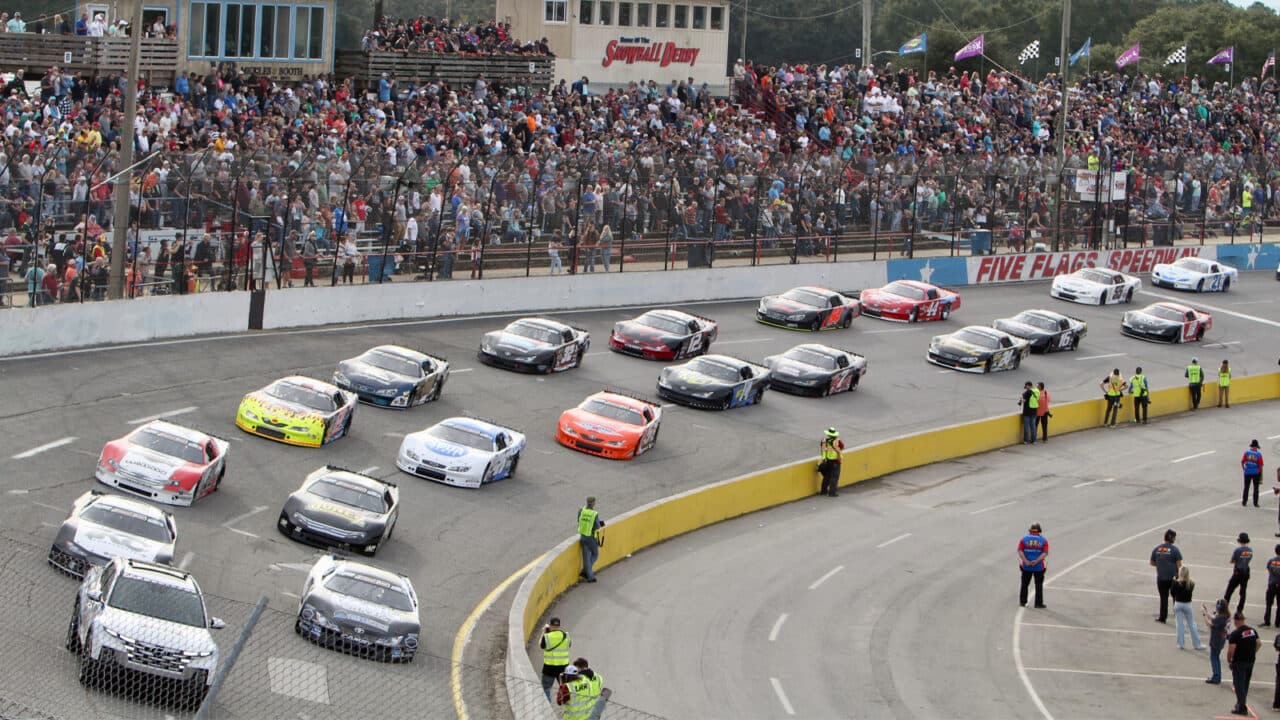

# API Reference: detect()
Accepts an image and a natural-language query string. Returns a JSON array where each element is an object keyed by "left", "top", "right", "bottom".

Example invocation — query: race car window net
[
  {"left": 428, "top": 424, "right": 494, "bottom": 451},
  {"left": 951, "top": 329, "right": 1000, "bottom": 349},
  {"left": 636, "top": 313, "right": 689, "bottom": 335},
  {"left": 882, "top": 282, "right": 925, "bottom": 300},
  {"left": 507, "top": 322, "right": 561, "bottom": 345},
  {"left": 325, "top": 574, "right": 414, "bottom": 612},
  {"left": 779, "top": 288, "right": 827, "bottom": 307},
  {"left": 580, "top": 399, "right": 645, "bottom": 426},
  {"left": 109, "top": 576, "right": 207, "bottom": 627},
  {"left": 361, "top": 350, "right": 423, "bottom": 378},
  {"left": 784, "top": 347, "right": 837, "bottom": 369},
  {"left": 309, "top": 478, "right": 388, "bottom": 513},
  {"left": 266, "top": 382, "right": 336, "bottom": 411},
  {"left": 131, "top": 428, "right": 206, "bottom": 464},
  {"left": 686, "top": 358, "right": 744, "bottom": 382},
  {"left": 81, "top": 504, "right": 174, "bottom": 543}
]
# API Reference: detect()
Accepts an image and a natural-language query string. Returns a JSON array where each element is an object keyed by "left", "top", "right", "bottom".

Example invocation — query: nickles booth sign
[{"left": 602, "top": 37, "right": 701, "bottom": 68}]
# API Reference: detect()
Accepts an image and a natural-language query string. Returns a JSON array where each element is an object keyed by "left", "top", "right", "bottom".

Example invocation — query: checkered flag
[
  {"left": 1165, "top": 45, "right": 1187, "bottom": 66},
  {"left": 1018, "top": 40, "right": 1040, "bottom": 65}
]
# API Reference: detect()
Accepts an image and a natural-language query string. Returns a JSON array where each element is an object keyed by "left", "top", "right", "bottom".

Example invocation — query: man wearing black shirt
[{"left": 1228, "top": 612, "right": 1261, "bottom": 716}]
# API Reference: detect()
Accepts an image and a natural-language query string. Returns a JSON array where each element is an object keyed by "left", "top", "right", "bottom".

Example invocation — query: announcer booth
[{"left": 495, "top": 0, "right": 731, "bottom": 89}]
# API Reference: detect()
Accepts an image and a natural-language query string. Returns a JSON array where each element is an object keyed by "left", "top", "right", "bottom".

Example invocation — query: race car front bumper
[
  {"left": 395, "top": 452, "right": 482, "bottom": 489},
  {"left": 1120, "top": 324, "right": 1180, "bottom": 343},
  {"left": 95, "top": 466, "right": 195, "bottom": 506},
  {"left": 1151, "top": 277, "right": 1198, "bottom": 290},
  {"left": 555, "top": 427, "right": 634, "bottom": 460},
  {"left": 926, "top": 352, "right": 988, "bottom": 373}
]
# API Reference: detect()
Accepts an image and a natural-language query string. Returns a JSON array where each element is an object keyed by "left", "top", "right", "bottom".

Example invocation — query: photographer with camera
[{"left": 539, "top": 617, "right": 572, "bottom": 700}]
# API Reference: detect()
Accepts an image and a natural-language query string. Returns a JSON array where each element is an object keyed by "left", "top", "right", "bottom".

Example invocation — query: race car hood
[
  {"left": 404, "top": 431, "right": 489, "bottom": 463},
  {"left": 930, "top": 338, "right": 989, "bottom": 358},
  {"left": 992, "top": 319, "right": 1049, "bottom": 339},
  {"left": 859, "top": 290, "right": 909, "bottom": 309},
  {"left": 1124, "top": 312, "right": 1176, "bottom": 329},
  {"left": 73, "top": 522, "right": 169, "bottom": 564},
  {"left": 242, "top": 393, "right": 326, "bottom": 425},
  {"left": 482, "top": 332, "right": 554, "bottom": 355},
  {"left": 117, "top": 446, "right": 186, "bottom": 481},
  {"left": 760, "top": 297, "right": 819, "bottom": 314},
  {"left": 339, "top": 362, "right": 415, "bottom": 389},
  {"left": 663, "top": 367, "right": 730, "bottom": 389},
  {"left": 309, "top": 592, "right": 419, "bottom": 636},
  {"left": 560, "top": 408, "right": 639, "bottom": 438},
  {"left": 1051, "top": 276, "right": 1094, "bottom": 292},
  {"left": 764, "top": 357, "right": 826, "bottom": 380},
  {"left": 97, "top": 606, "right": 218, "bottom": 655},
  {"left": 1151, "top": 264, "right": 1193, "bottom": 280},
  {"left": 286, "top": 493, "right": 383, "bottom": 529},
  {"left": 613, "top": 322, "right": 676, "bottom": 344}
]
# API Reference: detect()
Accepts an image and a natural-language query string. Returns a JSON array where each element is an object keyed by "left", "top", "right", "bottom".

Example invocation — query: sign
[
  {"left": 236, "top": 63, "right": 321, "bottom": 80},
  {"left": 64, "top": 51, "right": 72, "bottom": 64},
  {"left": 1074, "top": 170, "right": 1127, "bottom": 201},
  {"left": 528, "top": 62, "right": 536, "bottom": 73},
  {"left": 968, "top": 247, "right": 1202, "bottom": 284},
  {"left": 602, "top": 37, "right": 700, "bottom": 68}
]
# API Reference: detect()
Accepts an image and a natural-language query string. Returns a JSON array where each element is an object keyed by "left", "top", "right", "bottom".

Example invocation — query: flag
[
  {"left": 1018, "top": 40, "right": 1041, "bottom": 65},
  {"left": 1263, "top": 50, "right": 1275, "bottom": 78},
  {"left": 1207, "top": 47, "right": 1234, "bottom": 65},
  {"left": 1165, "top": 46, "right": 1186, "bottom": 66},
  {"left": 1115, "top": 43, "right": 1141, "bottom": 69},
  {"left": 1069, "top": 37, "right": 1091, "bottom": 67},
  {"left": 954, "top": 35, "right": 984, "bottom": 61},
  {"left": 899, "top": 32, "right": 927, "bottom": 56}
]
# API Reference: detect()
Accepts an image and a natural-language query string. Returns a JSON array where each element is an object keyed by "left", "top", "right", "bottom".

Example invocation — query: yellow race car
[{"left": 235, "top": 376, "right": 357, "bottom": 447}]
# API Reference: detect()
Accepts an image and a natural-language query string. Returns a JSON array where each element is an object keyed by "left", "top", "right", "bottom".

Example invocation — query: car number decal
[
  {"left": 830, "top": 370, "right": 852, "bottom": 393},
  {"left": 687, "top": 333, "right": 704, "bottom": 355},
  {"left": 1057, "top": 332, "right": 1073, "bottom": 350}
]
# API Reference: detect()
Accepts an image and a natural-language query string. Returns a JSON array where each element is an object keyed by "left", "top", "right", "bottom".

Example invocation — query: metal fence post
[{"left": 195, "top": 596, "right": 267, "bottom": 720}]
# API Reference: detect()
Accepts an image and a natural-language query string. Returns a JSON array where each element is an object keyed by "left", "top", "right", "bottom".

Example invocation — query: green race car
[{"left": 236, "top": 376, "right": 357, "bottom": 447}]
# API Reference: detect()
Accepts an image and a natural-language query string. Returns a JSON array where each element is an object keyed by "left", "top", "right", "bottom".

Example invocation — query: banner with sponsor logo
[
  {"left": 966, "top": 247, "right": 1203, "bottom": 284},
  {"left": 1073, "top": 171, "right": 1127, "bottom": 201}
]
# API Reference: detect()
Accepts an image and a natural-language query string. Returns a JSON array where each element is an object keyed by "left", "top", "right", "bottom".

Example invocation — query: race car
[
  {"left": 235, "top": 376, "right": 357, "bottom": 447},
  {"left": 927, "top": 326, "right": 1030, "bottom": 373},
  {"left": 95, "top": 420, "right": 229, "bottom": 506},
  {"left": 278, "top": 466, "right": 399, "bottom": 557},
  {"left": 762, "top": 344, "right": 868, "bottom": 396},
  {"left": 1121, "top": 302, "right": 1213, "bottom": 343},
  {"left": 295, "top": 555, "right": 420, "bottom": 662},
  {"left": 756, "top": 286, "right": 861, "bottom": 331},
  {"left": 1049, "top": 267, "right": 1141, "bottom": 305},
  {"left": 1150, "top": 257, "right": 1238, "bottom": 292},
  {"left": 48, "top": 491, "right": 177, "bottom": 578},
  {"left": 333, "top": 345, "right": 449, "bottom": 408},
  {"left": 992, "top": 309, "right": 1088, "bottom": 353},
  {"left": 396, "top": 417, "right": 526, "bottom": 489},
  {"left": 609, "top": 309, "right": 719, "bottom": 360},
  {"left": 656, "top": 354, "right": 771, "bottom": 410},
  {"left": 858, "top": 280, "right": 960, "bottom": 322},
  {"left": 477, "top": 318, "right": 590, "bottom": 373},
  {"left": 556, "top": 390, "right": 662, "bottom": 460}
]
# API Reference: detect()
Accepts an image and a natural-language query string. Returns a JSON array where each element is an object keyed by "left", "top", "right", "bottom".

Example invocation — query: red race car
[
  {"left": 609, "top": 309, "right": 719, "bottom": 360},
  {"left": 859, "top": 280, "right": 960, "bottom": 322},
  {"left": 556, "top": 390, "right": 662, "bottom": 460},
  {"left": 96, "top": 421, "right": 230, "bottom": 506},
  {"left": 1121, "top": 302, "right": 1213, "bottom": 343}
]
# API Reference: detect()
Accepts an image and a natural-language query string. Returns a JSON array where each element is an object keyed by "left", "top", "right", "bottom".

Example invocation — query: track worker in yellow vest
[
  {"left": 577, "top": 497, "right": 605, "bottom": 583},
  {"left": 1130, "top": 366, "right": 1150, "bottom": 424},
  {"left": 818, "top": 427, "right": 846, "bottom": 497},
  {"left": 1218, "top": 359, "right": 1232, "bottom": 408},
  {"left": 1101, "top": 368, "right": 1127, "bottom": 427},
  {"left": 1186, "top": 357, "right": 1204, "bottom": 410},
  {"left": 556, "top": 665, "right": 593, "bottom": 719},
  {"left": 539, "top": 617, "right": 571, "bottom": 699}
]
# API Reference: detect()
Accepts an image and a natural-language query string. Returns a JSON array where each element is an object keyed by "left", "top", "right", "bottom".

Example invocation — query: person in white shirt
[{"left": 87, "top": 14, "right": 106, "bottom": 36}]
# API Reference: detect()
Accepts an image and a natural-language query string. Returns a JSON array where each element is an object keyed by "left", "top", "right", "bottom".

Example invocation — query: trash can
[
  {"left": 1151, "top": 224, "right": 1172, "bottom": 246},
  {"left": 366, "top": 254, "right": 394, "bottom": 282},
  {"left": 969, "top": 230, "right": 991, "bottom": 256},
  {"left": 686, "top": 242, "right": 711, "bottom": 268}
]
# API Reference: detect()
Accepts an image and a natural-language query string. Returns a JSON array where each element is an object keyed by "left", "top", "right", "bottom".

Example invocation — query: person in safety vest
[
  {"left": 1130, "top": 366, "right": 1150, "bottom": 424},
  {"left": 1218, "top": 359, "right": 1232, "bottom": 408},
  {"left": 577, "top": 497, "right": 605, "bottom": 583},
  {"left": 1186, "top": 357, "right": 1204, "bottom": 410},
  {"left": 1100, "top": 369, "right": 1127, "bottom": 428},
  {"left": 1243, "top": 439, "right": 1264, "bottom": 508},
  {"left": 818, "top": 427, "right": 845, "bottom": 497},
  {"left": 1019, "top": 381, "right": 1040, "bottom": 445},
  {"left": 556, "top": 665, "right": 593, "bottom": 719},
  {"left": 539, "top": 617, "right": 571, "bottom": 699}
]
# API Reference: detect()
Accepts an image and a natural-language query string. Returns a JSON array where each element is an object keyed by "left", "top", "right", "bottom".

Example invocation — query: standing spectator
[
  {"left": 1186, "top": 358, "right": 1204, "bottom": 410},
  {"left": 7, "top": 12, "right": 26, "bottom": 33},
  {"left": 1218, "top": 359, "right": 1232, "bottom": 408},
  {"left": 1019, "top": 381, "right": 1040, "bottom": 444},
  {"left": 1035, "top": 382, "right": 1050, "bottom": 442},
  {"left": 1205, "top": 599, "right": 1231, "bottom": 684},
  {"left": 89, "top": 258, "right": 108, "bottom": 300},
  {"left": 598, "top": 223, "right": 613, "bottom": 272},
  {"left": 1100, "top": 369, "right": 1126, "bottom": 428},
  {"left": 1227, "top": 612, "right": 1261, "bottom": 716},
  {"left": 1018, "top": 522, "right": 1048, "bottom": 609},
  {"left": 171, "top": 235, "right": 187, "bottom": 294},
  {"left": 302, "top": 232, "right": 318, "bottom": 287},
  {"left": 338, "top": 234, "right": 359, "bottom": 285},
  {"left": 817, "top": 427, "right": 844, "bottom": 497},
  {"left": 1129, "top": 366, "right": 1149, "bottom": 424},
  {"left": 580, "top": 223, "right": 598, "bottom": 273},
  {"left": 193, "top": 233, "right": 214, "bottom": 286},
  {"left": 40, "top": 263, "right": 58, "bottom": 304},
  {"left": 279, "top": 231, "right": 298, "bottom": 288},
  {"left": 1225, "top": 533, "right": 1255, "bottom": 615},
  {"left": 61, "top": 260, "right": 78, "bottom": 302},
  {"left": 1171, "top": 567, "right": 1205, "bottom": 650},
  {"left": 576, "top": 496, "right": 604, "bottom": 583},
  {"left": 22, "top": 258, "right": 43, "bottom": 307},
  {"left": 548, "top": 230, "right": 564, "bottom": 275},
  {"left": 1263, "top": 545, "right": 1280, "bottom": 627},
  {"left": 438, "top": 236, "right": 455, "bottom": 279},
  {"left": 1244, "top": 440, "right": 1265, "bottom": 508},
  {"left": 1151, "top": 529, "right": 1183, "bottom": 623},
  {"left": 539, "top": 617, "right": 571, "bottom": 700},
  {"left": 153, "top": 240, "right": 170, "bottom": 291},
  {"left": 1273, "top": 632, "right": 1280, "bottom": 711}
]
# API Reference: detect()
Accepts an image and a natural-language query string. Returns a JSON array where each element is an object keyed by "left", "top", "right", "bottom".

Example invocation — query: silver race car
[
  {"left": 295, "top": 555, "right": 421, "bottom": 662},
  {"left": 48, "top": 491, "right": 177, "bottom": 578},
  {"left": 278, "top": 466, "right": 399, "bottom": 556}
]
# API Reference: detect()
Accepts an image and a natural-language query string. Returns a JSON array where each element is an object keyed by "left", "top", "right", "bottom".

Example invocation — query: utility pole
[
  {"left": 1053, "top": 0, "right": 1071, "bottom": 252},
  {"left": 861, "top": 0, "right": 872, "bottom": 69},
  {"left": 109, "top": 0, "right": 145, "bottom": 300},
  {"left": 739, "top": 0, "right": 747, "bottom": 62}
]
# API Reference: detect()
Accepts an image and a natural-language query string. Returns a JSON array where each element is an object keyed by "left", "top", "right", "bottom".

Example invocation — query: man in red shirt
[{"left": 1035, "top": 382, "right": 1050, "bottom": 442}]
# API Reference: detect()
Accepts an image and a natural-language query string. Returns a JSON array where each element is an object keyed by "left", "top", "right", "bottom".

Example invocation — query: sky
[{"left": 1227, "top": 0, "right": 1280, "bottom": 10}]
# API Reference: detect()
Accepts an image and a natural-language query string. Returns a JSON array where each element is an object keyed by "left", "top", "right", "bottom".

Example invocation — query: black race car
[
  {"left": 477, "top": 318, "right": 590, "bottom": 373},
  {"left": 278, "top": 466, "right": 399, "bottom": 556},
  {"left": 656, "top": 354, "right": 771, "bottom": 410},
  {"left": 762, "top": 344, "right": 868, "bottom": 396},
  {"left": 609, "top": 309, "right": 719, "bottom": 360},
  {"left": 756, "top": 286, "right": 861, "bottom": 331},
  {"left": 333, "top": 345, "right": 449, "bottom": 408},
  {"left": 991, "top": 310, "right": 1088, "bottom": 353}
]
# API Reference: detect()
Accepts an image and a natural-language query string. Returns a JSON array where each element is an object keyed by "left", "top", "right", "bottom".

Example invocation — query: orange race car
[{"left": 556, "top": 390, "right": 662, "bottom": 460}]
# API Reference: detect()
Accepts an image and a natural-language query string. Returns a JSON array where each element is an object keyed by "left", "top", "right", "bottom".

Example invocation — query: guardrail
[{"left": 505, "top": 372, "right": 1280, "bottom": 717}]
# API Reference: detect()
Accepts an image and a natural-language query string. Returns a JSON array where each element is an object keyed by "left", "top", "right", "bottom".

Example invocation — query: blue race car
[
  {"left": 333, "top": 345, "right": 450, "bottom": 409},
  {"left": 656, "top": 354, "right": 771, "bottom": 410}
]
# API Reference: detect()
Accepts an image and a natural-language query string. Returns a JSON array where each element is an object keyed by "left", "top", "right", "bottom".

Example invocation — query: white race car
[
  {"left": 1150, "top": 257, "right": 1237, "bottom": 292},
  {"left": 1050, "top": 267, "right": 1141, "bottom": 305},
  {"left": 396, "top": 417, "right": 526, "bottom": 489},
  {"left": 96, "top": 421, "right": 229, "bottom": 506}
]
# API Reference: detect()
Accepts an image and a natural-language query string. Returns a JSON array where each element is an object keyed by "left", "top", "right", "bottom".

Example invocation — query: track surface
[{"left": 1, "top": 273, "right": 1278, "bottom": 718}]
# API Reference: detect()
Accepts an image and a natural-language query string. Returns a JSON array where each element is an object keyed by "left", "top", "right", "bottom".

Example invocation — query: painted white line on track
[
  {"left": 451, "top": 368, "right": 475, "bottom": 373},
  {"left": 270, "top": 562, "right": 315, "bottom": 574},
  {"left": 1077, "top": 353, "right": 1126, "bottom": 361},
  {"left": 808, "top": 565, "right": 844, "bottom": 590},
  {"left": 226, "top": 528, "right": 259, "bottom": 538},
  {"left": 1269, "top": 434, "right": 1280, "bottom": 440},
  {"left": 769, "top": 677, "right": 796, "bottom": 716},
  {"left": 39, "top": 522, "right": 58, "bottom": 528},
  {"left": 1203, "top": 341, "right": 1243, "bottom": 348},
  {"left": 970, "top": 501, "right": 1017, "bottom": 515},
  {"left": 586, "top": 352, "right": 608, "bottom": 357},
  {"left": 6, "top": 489, "right": 28, "bottom": 495},
  {"left": 1230, "top": 299, "right": 1276, "bottom": 305},
  {"left": 768, "top": 613, "right": 789, "bottom": 642},
  {"left": 1095, "top": 555, "right": 1219, "bottom": 570},
  {"left": 359, "top": 466, "right": 379, "bottom": 474},
  {"left": 660, "top": 403, "right": 676, "bottom": 409},
  {"left": 715, "top": 338, "right": 771, "bottom": 345},
  {"left": 1141, "top": 290, "right": 1280, "bottom": 329},
  {"left": 1073, "top": 478, "right": 1114, "bottom": 488},
  {"left": 127, "top": 406, "right": 199, "bottom": 425},
  {"left": 1172, "top": 450, "right": 1216, "bottom": 464},
  {"left": 223, "top": 505, "right": 268, "bottom": 536},
  {"left": 1025, "top": 667, "right": 1275, "bottom": 686},
  {"left": 32, "top": 501, "right": 63, "bottom": 512},
  {"left": 177, "top": 552, "right": 195, "bottom": 571},
  {"left": 864, "top": 328, "right": 915, "bottom": 334},
  {"left": 280, "top": 590, "right": 300, "bottom": 599},
  {"left": 12, "top": 437, "right": 76, "bottom": 459},
  {"left": 1022, "top": 622, "right": 1174, "bottom": 637},
  {"left": 876, "top": 533, "right": 912, "bottom": 548}
]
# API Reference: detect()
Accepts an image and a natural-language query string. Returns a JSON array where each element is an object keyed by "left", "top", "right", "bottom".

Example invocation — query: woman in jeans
[
  {"left": 1171, "top": 567, "right": 1204, "bottom": 650},
  {"left": 1203, "top": 598, "right": 1230, "bottom": 683}
]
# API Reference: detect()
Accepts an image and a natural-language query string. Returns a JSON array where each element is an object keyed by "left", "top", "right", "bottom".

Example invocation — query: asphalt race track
[{"left": 1, "top": 271, "right": 1278, "bottom": 718}]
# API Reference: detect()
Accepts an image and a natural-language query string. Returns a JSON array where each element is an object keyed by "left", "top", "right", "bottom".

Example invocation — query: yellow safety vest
[
  {"left": 1243, "top": 190, "right": 1253, "bottom": 208},
  {"left": 1219, "top": 370, "right": 1231, "bottom": 387},
  {"left": 577, "top": 507, "right": 599, "bottom": 538},
  {"left": 562, "top": 677, "right": 595, "bottom": 720},
  {"left": 1028, "top": 388, "right": 1040, "bottom": 409},
  {"left": 587, "top": 672, "right": 604, "bottom": 699},
  {"left": 1130, "top": 374, "right": 1147, "bottom": 397},
  {"left": 821, "top": 440, "right": 840, "bottom": 461},
  {"left": 542, "top": 629, "right": 570, "bottom": 666},
  {"left": 1105, "top": 378, "right": 1124, "bottom": 397},
  {"left": 1187, "top": 365, "right": 1202, "bottom": 384}
]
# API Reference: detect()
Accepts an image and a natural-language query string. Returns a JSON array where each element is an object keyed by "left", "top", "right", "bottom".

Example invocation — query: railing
[
  {"left": 0, "top": 34, "right": 178, "bottom": 86},
  {"left": 333, "top": 49, "right": 554, "bottom": 90}
]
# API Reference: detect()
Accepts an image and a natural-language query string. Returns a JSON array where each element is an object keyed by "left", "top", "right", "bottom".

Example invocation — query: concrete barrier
[{"left": 506, "top": 372, "right": 1280, "bottom": 714}]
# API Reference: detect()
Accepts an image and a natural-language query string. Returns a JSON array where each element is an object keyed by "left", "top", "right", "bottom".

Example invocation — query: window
[
  {"left": 223, "top": 4, "right": 256, "bottom": 58},
  {"left": 293, "top": 6, "right": 324, "bottom": 59},
  {"left": 545, "top": 0, "right": 567, "bottom": 22},
  {"left": 674, "top": 4, "right": 688, "bottom": 28},
  {"left": 578, "top": 0, "right": 592, "bottom": 24},
  {"left": 636, "top": 2, "right": 651, "bottom": 25},
  {"left": 655, "top": 3, "right": 668, "bottom": 26},
  {"left": 618, "top": 2, "right": 631, "bottom": 25},
  {"left": 188, "top": 2, "right": 220, "bottom": 57},
  {"left": 189, "top": 2, "right": 322, "bottom": 60},
  {"left": 260, "top": 6, "right": 290, "bottom": 59},
  {"left": 710, "top": 5, "right": 723, "bottom": 29},
  {"left": 692, "top": 5, "right": 705, "bottom": 29},
  {"left": 598, "top": 1, "right": 612, "bottom": 24}
]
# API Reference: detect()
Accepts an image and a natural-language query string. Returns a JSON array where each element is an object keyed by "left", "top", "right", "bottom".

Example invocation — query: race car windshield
[
  {"left": 427, "top": 424, "right": 494, "bottom": 451},
  {"left": 1176, "top": 258, "right": 1212, "bottom": 273},
  {"left": 1012, "top": 313, "right": 1059, "bottom": 332},
  {"left": 361, "top": 351, "right": 422, "bottom": 378},
  {"left": 1079, "top": 269, "right": 1114, "bottom": 285},
  {"left": 636, "top": 313, "right": 689, "bottom": 335},
  {"left": 686, "top": 358, "right": 743, "bottom": 382},
  {"left": 309, "top": 478, "right": 387, "bottom": 513},
  {"left": 1146, "top": 306, "right": 1186, "bottom": 322},
  {"left": 882, "top": 282, "right": 925, "bottom": 300},
  {"left": 81, "top": 504, "right": 173, "bottom": 543},
  {"left": 109, "top": 577, "right": 206, "bottom": 627},
  {"left": 784, "top": 347, "right": 837, "bottom": 369},
  {"left": 131, "top": 429, "right": 206, "bottom": 464},
  {"left": 951, "top": 329, "right": 999, "bottom": 349},
  {"left": 581, "top": 398, "right": 645, "bottom": 425},
  {"left": 325, "top": 573, "right": 414, "bottom": 612},
  {"left": 779, "top": 289, "right": 827, "bottom": 307},
  {"left": 266, "top": 382, "right": 336, "bottom": 411},
  {"left": 506, "top": 322, "right": 561, "bottom": 345}
]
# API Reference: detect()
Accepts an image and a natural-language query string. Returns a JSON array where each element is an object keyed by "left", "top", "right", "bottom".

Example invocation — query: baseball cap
[
  {"left": 562, "top": 666, "right": 580, "bottom": 677},
  {"left": 549, "top": 617, "right": 561, "bottom": 626},
  {"left": 825, "top": 427, "right": 839, "bottom": 438}
]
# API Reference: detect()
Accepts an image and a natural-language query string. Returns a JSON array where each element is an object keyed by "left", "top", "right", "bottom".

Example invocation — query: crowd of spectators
[
  {"left": 0, "top": 9, "right": 175, "bottom": 39},
  {"left": 360, "top": 16, "right": 550, "bottom": 56}
]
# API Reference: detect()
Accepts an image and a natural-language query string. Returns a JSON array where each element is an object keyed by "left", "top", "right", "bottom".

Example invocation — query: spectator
[
  {"left": 1204, "top": 598, "right": 1230, "bottom": 684},
  {"left": 1035, "top": 382, "right": 1050, "bottom": 442},
  {"left": 1152, "top": 530, "right": 1182, "bottom": 623},
  {"left": 1227, "top": 612, "right": 1261, "bottom": 716},
  {"left": 1171, "top": 567, "right": 1204, "bottom": 650}
]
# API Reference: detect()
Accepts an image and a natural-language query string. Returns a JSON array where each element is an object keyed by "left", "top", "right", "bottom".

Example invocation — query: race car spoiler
[
  {"left": 682, "top": 311, "right": 719, "bottom": 326},
  {"left": 324, "top": 464, "right": 397, "bottom": 488},
  {"left": 600, "top": 386, "right": 662, "bottom": 407}
]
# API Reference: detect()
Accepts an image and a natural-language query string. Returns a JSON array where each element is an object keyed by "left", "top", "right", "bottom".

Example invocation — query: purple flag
[
  {"left": 1207, "top": 47, "right": 1234, "bottom": 65},
  {"left": 1115, "top": 43, "right": 1141, "bottom": 69},
  {"left": 954, "top": 35, "right": 984, "bottom": 62}
]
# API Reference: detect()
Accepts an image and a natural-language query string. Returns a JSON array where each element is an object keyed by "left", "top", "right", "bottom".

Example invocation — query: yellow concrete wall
[{"left": 519, "top": 372, "right": 1280, "bottom": 640}]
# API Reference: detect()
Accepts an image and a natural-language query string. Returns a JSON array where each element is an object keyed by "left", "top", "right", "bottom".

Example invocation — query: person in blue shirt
[
  {"left": 1018, "top": 523, "right": 1048, "bottom": 608},
  {"left": 1243, "top": 439, "right": 1264, "bottom": 508}
]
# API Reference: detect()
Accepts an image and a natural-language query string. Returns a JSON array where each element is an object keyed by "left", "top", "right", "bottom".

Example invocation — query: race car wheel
[
  {"left": 342, "top": 415, "right": 353, "bottom": 437},
  {"left": 983, "top": 357, "right": 994, "bottom": 374},
  {"left": 1071, "top": 335, "right": 1081, "bottom": 351},
  {"left": 1223, "top": 278, "right": 1231, "bottom": 292},
  {"left": 842, "top": 313, "right": 853, "bottom": 329},
  {"left": 1195, "top": 326, "right": 1205, "bottom": 341},
  {"left": 1012, "top": 353, "right": 1022, "bottom": 370},
  {"left": 1196, "top": 279, "right": 1205, "bottom": 292},
  {"left": 509, "top": 454, "right": 520, "bottom": 476},
  {"left": 65, "top": 601, "right": 80, "bottom": 652},
  {"left": 908, "top": 307, "right": 918, "bottom": 323},
  {"left": 294, "top": 615, "right": 303, "bottom": 635},
  {"left": 573, "top": 347, "right": 585, "bottom": 368},
  {"left": 809, "top": 317, "right": 823, "bottom": 332},
  {"left": 941, "top": 305, "right": 950, "bottom": 321},
  {"left": 482, "top": 461, "right": 494, "bottom": 484},
  {"left": 821, "top": 380, "right": 833, "bottom": 397},
  {"left": 215, "top": 463, "right": 225, "bottom": 490},
  {"left": 1125, "top": 288, "right": 1135, "bottom": 303},
  {"left": 77, "top": 632, "right": 100, "bottom": 688},
  {"left": 1099, "top": 290, "right": 1108, "bottom": 305},
  {"left": 719, "top": 396, "right": 733, "bottom": 411},
  {"left": 751, "top": 387, "right": 765, "bottom": 405},
  {"left": 850, "top": 373, "right": 861, "bottom": 390}
]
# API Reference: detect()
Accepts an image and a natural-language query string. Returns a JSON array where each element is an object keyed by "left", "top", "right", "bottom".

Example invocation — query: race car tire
[
  {"left": 908, "top": 307, "right": 918, "bottom": 323},
  {"left": 842, "top": 313, "right": 853, "bottom": 329},
  {"left": 809, "top": 317, "right": 823, "bottom": 332},
  {"left": 215, "top": 462, "right": 225, "bottom": 490},
  {"left": 751, "top": 387, "right": 765, "bottom": 405},
  {"left": 1099, "top": 290, "right": 1108, "bottom": 305},
  {"left": 1196, "top": 279, "right": 1204, "bottom": 292},
  {"left": 941, "top": 305, "right": 951, "bottom": 321},
  {"left": 482, "top": 460, "right": 494, "bottom": 484},
  {"left": 1195, "top": 326, "right": 1205, "bottom": 341},
  {"left": 431, "top": 382, "right": 443, "bottom": 401},
  {"left": 294, "top": 615, "right": 303, "bottom": 635},
  {"left": 65, "top": 601, "right": 80, "bottom": 652},
  {"left": 77, "top": 633, "right": 100, "bottom": 688},
  {"left": 574, "top": 348, "right": 585, "bottom": 369},
  {"left": 1223, "top": 278, "right": 1231, "bottom": 292},
  {"left": 1125, "top": 288, "right": 1135, "bottom": 303},
  {"left": 1071, "top": 334, "right": 1081, "bottom": 350},
  {"left": 342, "top": 415, "right": 353, "bottom": 438},
  {"left": 821, "top": 380, "right": 833, "bottom": 397},
  {"left": 1013, "top": 353, "right": 1022, "bottom": 370},
  {"left": 983, "top": 357, "right": 994, "bottom": 374},
  {"left": 719, "top": 396, "right": 733, "bottom": 411}
]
